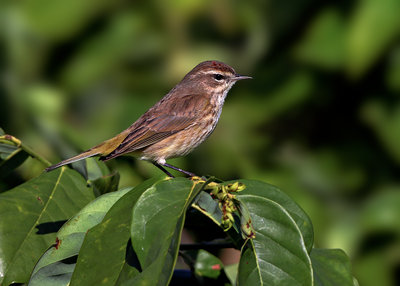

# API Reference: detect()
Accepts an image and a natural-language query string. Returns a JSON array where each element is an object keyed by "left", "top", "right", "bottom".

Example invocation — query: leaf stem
[{"left": 0, "top": 135, "right": 52, "bottom": 167}]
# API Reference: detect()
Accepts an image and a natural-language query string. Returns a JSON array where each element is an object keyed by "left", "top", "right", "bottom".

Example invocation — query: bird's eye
[{"left": 214, "top": 74, "right": 223, "bottom": 81}]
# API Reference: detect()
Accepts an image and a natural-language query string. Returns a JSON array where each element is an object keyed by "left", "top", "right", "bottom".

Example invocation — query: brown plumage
[{"left": 44, "top": 60, "right": 251, "bottom": 177}]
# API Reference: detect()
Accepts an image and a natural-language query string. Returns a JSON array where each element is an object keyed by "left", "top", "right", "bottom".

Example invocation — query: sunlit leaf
[{"left": 347, "top": 0, "right": 400, "bottom": 77}]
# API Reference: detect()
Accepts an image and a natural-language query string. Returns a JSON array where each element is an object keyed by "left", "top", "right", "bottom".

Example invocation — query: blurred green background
[{"left": 1, "top": 0, "right": 400, "bottom": 284}]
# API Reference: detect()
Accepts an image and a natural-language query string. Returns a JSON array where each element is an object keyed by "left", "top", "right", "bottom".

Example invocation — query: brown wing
[{"left": 100, "top": 94, "right": 209, "bottom": 161}]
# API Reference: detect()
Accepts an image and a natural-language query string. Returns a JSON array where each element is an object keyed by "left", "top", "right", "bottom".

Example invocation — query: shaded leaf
[
  {"left": 28, "top": 188, "right": 131, "bottom": 286},
  {"left": 311, "top": 248, "right": 354, "bottom": 286},
  {"left": 90, "top": 171, "right": 120, "bottom": 196},
  {"left": 69, "top": 176, "right": 168, "bottom": 285},
  {"left": 0, "top": 148, "right": 29, "bottom": 180},
  {"left": 0, "top": 168, "right": 95, "bottom": 285},
  {"left": 191, "top": 188, "right": 245, "bottom": 249},
  {"left": 194, "top": 249, "right": 224, "bottom": 279}
]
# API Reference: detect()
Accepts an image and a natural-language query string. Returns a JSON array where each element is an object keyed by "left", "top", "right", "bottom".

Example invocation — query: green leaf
[
  {"left": 224, "top": 263, "right": 238, "bottom": 286},
  {"left": 28, "top": 188, "right": 131, "bottom": 286},
  {"left": 0, "top": 168, "right": 95, "bottom": 285},
  {"left": 232, "top": 179, "right": 314, "bottom": 253},
  {"left": 294, "top": 8, "right": 345, "bottom": 70},
  {"left": 194, "top": 249, "right": 224, "bottom": 279},
  {"left": 311, "top": 248, "right": 354, "bottom": 286},
  {"left": 60, "top": 12, "right": 147, "bottom": 92},
  {"left": 347, "top": 0, "right": 400, "bottom": 78},
  {"left": 69, "top": 176, "right": 169, "bottom": 285},
  {"left": 129, "top": 178, "right": 203, "bottom": 285},
  {"left": 237, "top": 194, "right": 312, "bottom": 285},
  {"left": 361, "top": 187, "right": 400, "bottom": 232},
  {"left": 21, "top": 0, "right": 115, "bottom": 39}
]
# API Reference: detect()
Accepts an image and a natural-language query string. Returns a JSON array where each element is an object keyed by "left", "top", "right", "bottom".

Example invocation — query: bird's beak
[{"left": 234, "top": 74, "right": 252, "bottom": 81}]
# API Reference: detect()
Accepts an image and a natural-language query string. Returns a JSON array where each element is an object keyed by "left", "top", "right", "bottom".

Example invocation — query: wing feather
[{"left": 100, "top": 94, "right": 209, "bottom": 161}]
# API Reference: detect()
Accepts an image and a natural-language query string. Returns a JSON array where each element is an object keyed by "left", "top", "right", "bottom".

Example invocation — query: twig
[{"left": 180, "top": 241, "right": 236, "bottom": 251}]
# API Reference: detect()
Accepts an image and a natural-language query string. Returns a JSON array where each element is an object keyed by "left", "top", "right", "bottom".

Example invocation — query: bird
[{"left": 44, "top": 60, "right": 251, "bottom": 177}]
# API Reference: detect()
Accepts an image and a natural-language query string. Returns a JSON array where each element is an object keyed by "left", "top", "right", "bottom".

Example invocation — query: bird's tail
[
  {"left": 44, "top": 129, "right": 130, "bottom": 173},
  {"left": 43, "top": 149, "right": 100, "bottom": 173}
]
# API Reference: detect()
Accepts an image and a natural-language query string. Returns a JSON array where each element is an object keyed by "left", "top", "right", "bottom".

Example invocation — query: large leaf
[
  {"left": 232, "top": 179, "right": 314, "bottom": 252},
  {"left": 237, "top": 194, "right": 313, "bottom": 285},
  {"left": 69, "top": 176, "right": 169, "bottom": 285},
  {"left": 28, "top": 188, "right": 131, "bottom": 286},
  {"left": 311, "top": 248, "right": 354, "bottom": 286},
  {"left": 0, "top": 168, "right": 95, "bottom": 285},
  {"left": 128, "top": 178, "right": 203, "bottom": 285}
]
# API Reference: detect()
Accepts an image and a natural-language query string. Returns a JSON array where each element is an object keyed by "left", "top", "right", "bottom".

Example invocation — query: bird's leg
[
  {"left": 152, "top": 162, "right": 175, "bottom": 178},
  {"left": 154, "top": 162, "right": 197, "bottom": 177}
]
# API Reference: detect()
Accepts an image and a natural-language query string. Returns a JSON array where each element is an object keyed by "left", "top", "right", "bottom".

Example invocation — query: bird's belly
[{"left": 139, "top": 119, "right": 217, "bottom": 163}]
